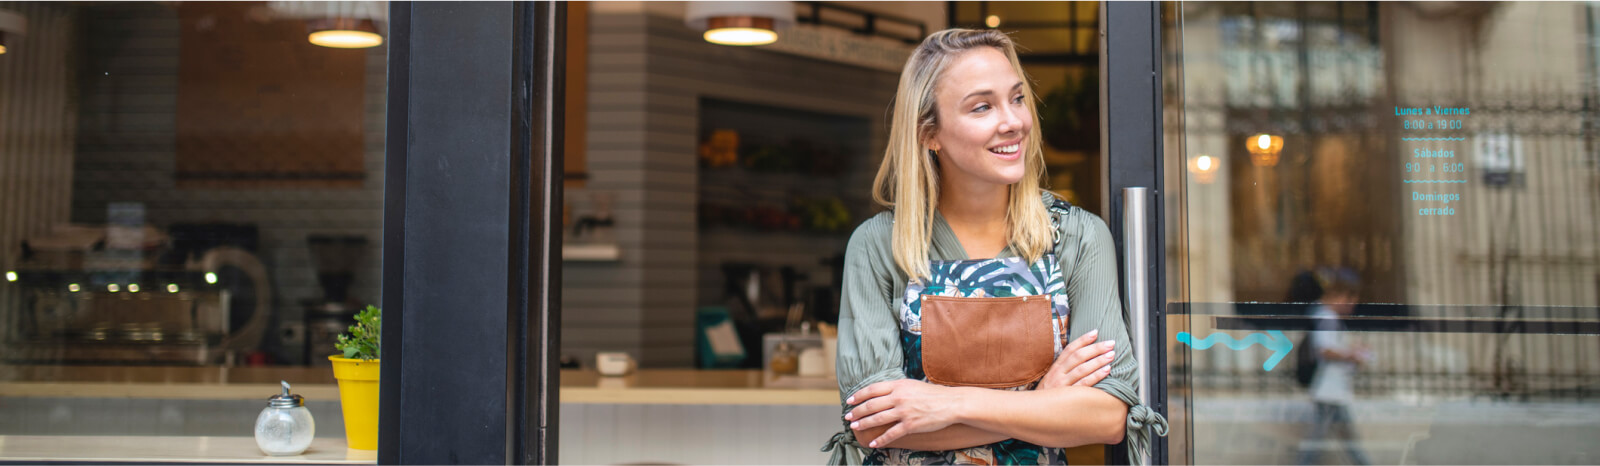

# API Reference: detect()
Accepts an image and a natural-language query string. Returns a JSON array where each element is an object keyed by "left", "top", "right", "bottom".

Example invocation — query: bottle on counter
[
  {"left": 770, "top": 341, "right": 799, "bottom": 375},
  {"left": 255, "top": 381, "right": 315, "bottom": 456}
]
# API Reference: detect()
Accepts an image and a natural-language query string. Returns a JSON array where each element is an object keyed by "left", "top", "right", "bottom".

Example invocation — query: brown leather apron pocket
[{"left": 920, "top": 294, "right": 1055, "bottom": 389}]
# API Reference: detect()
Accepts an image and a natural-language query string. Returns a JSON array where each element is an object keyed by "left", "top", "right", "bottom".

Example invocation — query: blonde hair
[{"left": 871, "top": 28, "right": 1053, "bottom": 282}]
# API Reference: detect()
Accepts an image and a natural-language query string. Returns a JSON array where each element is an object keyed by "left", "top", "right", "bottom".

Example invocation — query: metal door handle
[{"left": 1122, "top": 187, "right": 1150, "bottom": 464}]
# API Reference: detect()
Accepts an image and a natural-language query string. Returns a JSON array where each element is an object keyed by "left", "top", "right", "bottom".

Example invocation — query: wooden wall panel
[
  {"left": 173, "top": 2, "right": 365, "bottom": 188},
  {"left": 563, "top": 1, "right": 589, "bottom": 188}
]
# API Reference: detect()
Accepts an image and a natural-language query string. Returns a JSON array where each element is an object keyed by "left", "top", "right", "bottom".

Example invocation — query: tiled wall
[
  {"left": 0, "top": 1, "right": 77, "bottom": 342},
  {"left": 565, "top": 12, "right": 897, "bottom": 368}
]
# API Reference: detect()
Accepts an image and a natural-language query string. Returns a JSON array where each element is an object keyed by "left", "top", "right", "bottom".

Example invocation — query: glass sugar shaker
[{"left": 255, "top": 380, "right": 315, "bottom": 456}]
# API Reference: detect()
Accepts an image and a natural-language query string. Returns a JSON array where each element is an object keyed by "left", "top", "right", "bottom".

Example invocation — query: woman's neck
[
  {"left": 937, "top": 178, "right": 1011, "bottom": 259},
  {"left": 938, "top": 179, "right": 1009, "bottom": 227}
]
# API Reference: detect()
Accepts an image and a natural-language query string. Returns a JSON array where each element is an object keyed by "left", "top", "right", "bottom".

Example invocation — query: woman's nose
[{"left": 999, "top": 106, "right": 1023, "bottom": 134}]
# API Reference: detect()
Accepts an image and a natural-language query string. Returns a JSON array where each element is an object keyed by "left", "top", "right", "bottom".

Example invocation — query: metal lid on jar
[{"left": 268, "top": 380, "right": 305, "bottom": 408}]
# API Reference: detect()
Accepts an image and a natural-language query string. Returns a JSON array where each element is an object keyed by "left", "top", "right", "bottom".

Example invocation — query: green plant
[{"left": 335, "top": 305, "right": 381, "bottom": 360}]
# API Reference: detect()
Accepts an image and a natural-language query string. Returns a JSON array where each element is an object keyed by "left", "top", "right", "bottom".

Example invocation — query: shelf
[{"left": 563, "top": 243, "right": 621, "bottom": 262}]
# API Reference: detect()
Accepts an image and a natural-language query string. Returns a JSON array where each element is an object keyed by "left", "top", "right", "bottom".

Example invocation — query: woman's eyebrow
[{"left": 962, "top": 82, "right": 1026, "bottom": 101}]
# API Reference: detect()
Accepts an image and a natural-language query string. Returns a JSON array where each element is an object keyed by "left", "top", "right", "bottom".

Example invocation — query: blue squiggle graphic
[{"left": 1176, "top": 330, "right": 1293, "bottom": 371}]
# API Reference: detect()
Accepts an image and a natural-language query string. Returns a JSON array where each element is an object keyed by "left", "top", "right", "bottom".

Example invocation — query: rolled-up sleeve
[
  {"left": 824, "top": 215, "right": 906, "bottom": 465},
  {"left": 1061, "top": 209, "right": 1169, "bottom": 463},
  {"left": 835, "top": 215, "right": 907, "bottom": 403}
]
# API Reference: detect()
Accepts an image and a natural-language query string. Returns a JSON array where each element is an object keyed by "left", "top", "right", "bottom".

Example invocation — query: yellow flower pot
[{"left": 329, "top": 356, "right": 380, "bottom": 450}]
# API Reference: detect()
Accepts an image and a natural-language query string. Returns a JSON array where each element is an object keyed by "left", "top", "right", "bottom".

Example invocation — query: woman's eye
[
  {"left": 972, "top": 104, "right": 991, "bottom": 113},
  {"left": 1012, "top": 95, "right": 1025, "bottom": 104}
]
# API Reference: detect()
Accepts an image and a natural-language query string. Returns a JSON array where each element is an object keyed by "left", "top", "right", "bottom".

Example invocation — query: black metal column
[
  {"left": 381, "top": 2, "right": 562, "bottom": 464},
  {"left": 1100, "top": 1, "right": 1168, "bottom": 465},
  {"left": 509, "top": 2, "right": 565, "bottom": 465}
]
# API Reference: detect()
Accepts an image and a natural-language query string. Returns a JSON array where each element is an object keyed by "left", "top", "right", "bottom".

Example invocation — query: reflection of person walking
[{"left": 1297, "top": 268, "right": 1372, "bottom": 466}]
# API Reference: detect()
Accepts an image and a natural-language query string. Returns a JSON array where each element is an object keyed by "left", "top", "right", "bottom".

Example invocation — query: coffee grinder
[{"left": 303, "top": 234, "right": 368, "bottom": 366}]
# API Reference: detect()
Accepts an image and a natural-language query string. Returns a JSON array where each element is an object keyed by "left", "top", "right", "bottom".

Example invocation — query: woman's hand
[
  {"left": 845, "top": 379, "right": 968, "bottom": 448},
  {"left": 1037, "top": 329, "right": 1115, "bottom": 390}
]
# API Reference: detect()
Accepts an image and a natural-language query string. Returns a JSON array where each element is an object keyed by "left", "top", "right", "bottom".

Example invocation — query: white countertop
[
  {"left": 1, "top": 367, "right": 840, "bottom": 406},
  {"left": 0, "top": 435, "right": 376, "bottom": 463}
]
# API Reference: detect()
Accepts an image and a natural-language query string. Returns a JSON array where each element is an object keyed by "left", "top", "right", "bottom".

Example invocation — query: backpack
[{"left": 1294, "top": 333, "right": 1318, "bottom": 387}]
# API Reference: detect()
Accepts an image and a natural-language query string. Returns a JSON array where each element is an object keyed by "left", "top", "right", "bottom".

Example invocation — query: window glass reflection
[
  {"left": 1169, "top": 2, "right": 1600, "bottom": 464},
  {"left": 0, "top": 1, "right": 385, "bottom": 458}
]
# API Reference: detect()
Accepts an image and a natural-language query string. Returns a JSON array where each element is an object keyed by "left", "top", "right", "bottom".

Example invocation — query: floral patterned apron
[{"left": 864, "top": 250, "right": 1072, "bottom": 465}]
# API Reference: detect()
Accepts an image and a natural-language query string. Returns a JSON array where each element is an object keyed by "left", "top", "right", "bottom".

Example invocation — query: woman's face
[{"left": 927, "top": 47, "right": 1032, "bottom": 188}]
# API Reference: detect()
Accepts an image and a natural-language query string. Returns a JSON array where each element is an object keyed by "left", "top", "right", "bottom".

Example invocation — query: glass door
[{"left": 1162, "top": 1, "right": 1600, "bottom": 464}]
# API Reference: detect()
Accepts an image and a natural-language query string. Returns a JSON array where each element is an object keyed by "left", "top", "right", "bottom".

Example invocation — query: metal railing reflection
[{"left": 1173, "top": 303, "right": 1600, "bottom": 402}]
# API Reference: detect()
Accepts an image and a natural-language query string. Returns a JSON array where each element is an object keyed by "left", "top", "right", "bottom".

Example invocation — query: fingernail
[
  {"left": 851, "top": 421, "right": 860, "bottom": 429},
  {"left": 869, "top": 441, "right": 878, "bottom": 448},
  {"left": 1100, "top": 366, "right": 1112, "bottom": 373},
  {"left": 844, "top": 412, "right": 853, "bottom": 421},
  {"left": 846, "top": 396, "right": 855, "bottom": 404},
  {"left": 1105, "top": 351, "right": 1115, "bottom": 360},
  {"left": 1105, "top": 340, "right": 1116, "bottom": 348},
  {"left": 1088, "top": 329, "right": 1099, "bottom": 337}
]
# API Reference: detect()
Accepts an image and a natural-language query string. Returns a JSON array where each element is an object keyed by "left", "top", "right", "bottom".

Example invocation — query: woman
[{"left": 823, "top": 29, "right": 1166, "bottom": 465}]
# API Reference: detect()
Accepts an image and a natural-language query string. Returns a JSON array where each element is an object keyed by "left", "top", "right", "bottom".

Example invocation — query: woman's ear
[{"left": 919, "top": 124, "right": 939, "bottom": 154}]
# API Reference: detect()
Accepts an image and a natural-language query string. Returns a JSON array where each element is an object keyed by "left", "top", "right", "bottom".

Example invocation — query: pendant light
[
  {"left": 1247, "top": 133, "right": 1284, "bottom": 167},
  {"left": 1188, "top": 154, "right": 1219, "bottom": 184},
  {"left": 268, "top": 1, "right": 385, "bottom": 49},
  {"left": 0, "top": 9, "right": 27, "bottom": 56},
  {"left": 685, "top": 2, "right": 795, "bottom": 46},
  {"left": 307, "top": 18, "right": 382, "bottom": 49}
]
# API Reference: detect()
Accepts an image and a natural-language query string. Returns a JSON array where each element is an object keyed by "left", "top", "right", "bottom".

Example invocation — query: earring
[{"left": 927, "top": 149, "right": 938, "bottom": 159}]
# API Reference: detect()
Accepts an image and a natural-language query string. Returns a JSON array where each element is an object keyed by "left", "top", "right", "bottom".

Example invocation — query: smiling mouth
[{"left": 988, "top": 142, "right": 1021, "bottom": 156}]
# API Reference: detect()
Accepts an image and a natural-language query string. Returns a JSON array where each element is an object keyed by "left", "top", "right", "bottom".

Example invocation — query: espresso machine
[{"left": 5, "top": 222, "right": 271, "bottom": 365}]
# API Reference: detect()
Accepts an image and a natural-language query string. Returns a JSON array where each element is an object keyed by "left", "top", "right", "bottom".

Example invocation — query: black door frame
[
  {"left": 381, "top": 2, "right": 564, "bottom": 464},
  {"left": 383, "top": 1, "right": 1162, "bottom": 463},
  {"left": 1101, "top": 2, "right": 1169, "bottom": 465}
]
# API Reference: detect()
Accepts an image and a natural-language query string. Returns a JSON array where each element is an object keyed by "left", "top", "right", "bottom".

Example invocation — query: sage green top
[{"left": 824, "top": 194, "right": 1168, "bottom": 464}]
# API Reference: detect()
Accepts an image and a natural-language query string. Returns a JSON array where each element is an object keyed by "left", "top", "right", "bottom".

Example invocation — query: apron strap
[{"left": 1042, "top": 191, "right": 1073, "bottom": 250}]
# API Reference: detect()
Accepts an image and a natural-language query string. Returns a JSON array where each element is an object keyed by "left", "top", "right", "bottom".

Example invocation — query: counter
[
  {"left": 0, "top": 436, "right": 375, "bottom": 464},
  {"left": 0, "top": 366, "right": 839, "bottom": 405},
  {"left": 561, "top": 369, "right": 838, "bottom": 405},
  {"left": 0, "top": 366, "right": 842, "bottom": 463}
]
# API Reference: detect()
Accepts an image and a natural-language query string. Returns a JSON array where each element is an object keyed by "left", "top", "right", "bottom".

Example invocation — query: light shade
[
  {"left": 308, "top": 18, "right": 383, "bottom": 48},
  {"left": 704, "top": 17, "right": 777, "bottom": 46},
  {"left": 267, "top": 1, "right": 385, "bottom": 49},
  {"left": 685, "top": 1, "right": 794, "bottom": 46},
  {"left": 1246, "top": 133, "right": 1284, "bottom": 167},
  {"left": 1187, "top": 155, "right": 1218, "bottom": 184}
]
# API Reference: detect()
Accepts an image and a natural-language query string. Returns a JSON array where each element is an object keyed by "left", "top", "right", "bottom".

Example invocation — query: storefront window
[
  {"left": 1166, "top": 2, "right": 1600, "bottom": 464},
  {"left": 0, "top": 1, "right": 386, "bottom": 461}
]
